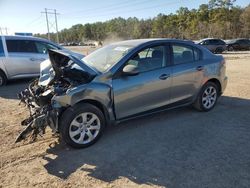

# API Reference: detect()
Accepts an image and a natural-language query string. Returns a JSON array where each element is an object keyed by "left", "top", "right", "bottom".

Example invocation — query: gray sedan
[{"left": 17, "top": 38, "right": 227, "bottom": 148}]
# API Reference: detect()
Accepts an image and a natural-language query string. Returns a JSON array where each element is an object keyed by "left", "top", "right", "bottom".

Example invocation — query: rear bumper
[{"left": 221, "top": 76, "right": 228, "bottom": 94}]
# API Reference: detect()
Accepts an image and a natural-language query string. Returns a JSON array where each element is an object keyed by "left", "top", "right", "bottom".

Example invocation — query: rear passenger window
[
  {"left": 203, "top": 40, "right": 210, "bottom": 45},
  {"left": 194, "top": 49, "right": 200, "bottom": 61},
  {"left": 6, "top": 40, "right": 37, "bottom": 53},
  {"left": 217, "top": 40, "right": 225, "bottom": 45},
  {"left": 172, "top": 44, "right": 200, "bottom": 64},
  {"left": 0, "top": 37, "right": 4, "bottom": 57}
]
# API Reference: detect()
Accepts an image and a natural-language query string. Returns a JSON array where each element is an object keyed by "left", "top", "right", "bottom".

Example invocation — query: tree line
[{"left": 35, "top": 0, "right": 250, "bottom": 43}]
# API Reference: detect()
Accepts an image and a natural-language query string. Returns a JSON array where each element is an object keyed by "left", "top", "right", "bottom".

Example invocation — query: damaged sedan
[{"left": 16, "top": 39, "right": 227, "bottom": 148}]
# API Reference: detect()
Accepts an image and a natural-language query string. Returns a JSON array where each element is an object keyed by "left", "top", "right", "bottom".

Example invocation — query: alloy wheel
[
  {"left": 69, "top": 112, "right": 101, "bottom": 144},
  {"left": 202, "top": 86, "right": 217, "bottom": 109}
]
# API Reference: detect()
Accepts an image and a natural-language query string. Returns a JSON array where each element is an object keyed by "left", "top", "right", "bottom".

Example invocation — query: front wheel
[
  {"left": 60, "top": 103, "right": 105, "bottom": 148},
  {"left": 193, "top": 82, "right": 218, "bottom": 112},
  {"left": 215, "top": 48, "right": 223, "bottom": 54},
  {"left": 0, "top": 71, "right": 7, "bottom": 86},
  {"left": 228, "top": 46, "right": 234, "bottom": 51}
]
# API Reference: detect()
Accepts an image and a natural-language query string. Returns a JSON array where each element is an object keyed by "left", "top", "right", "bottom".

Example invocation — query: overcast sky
[{"left": 0, "top": 0, "right": 249, "bottom": 34}]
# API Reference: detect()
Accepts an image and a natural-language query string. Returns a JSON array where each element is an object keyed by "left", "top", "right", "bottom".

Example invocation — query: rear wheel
[
  {"left": 193, "top": 82, "right": 218, "bottom": 112},
  {"left": 0, "top": 71, "right": 7, "bottom": 86},
  {"left": 60, "top": 103, "right": 105, "bottom": 148}
]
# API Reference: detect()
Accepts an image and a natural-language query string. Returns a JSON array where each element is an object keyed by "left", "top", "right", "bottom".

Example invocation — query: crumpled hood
[{"left": 38, "top": 49, "right": 97, "bottom": 86}]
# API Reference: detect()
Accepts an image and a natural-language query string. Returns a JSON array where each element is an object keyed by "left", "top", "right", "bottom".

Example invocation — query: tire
[
  {"left": 228, "top": 46, "right": 234, "bottom": 51},
  {"left": 215, "top": 48, "right": 223, "bottom": 54},
  {"left": 0, "top": 71, "right": 7, "bottom": 86},
  {"left": 193, "top": 82, "right": 219, "bottom": 112},
  {"left": 59, "top": 103, "right": 105, "bottom": 148}
]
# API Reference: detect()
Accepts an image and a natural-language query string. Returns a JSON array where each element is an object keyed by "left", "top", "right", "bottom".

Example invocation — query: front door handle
[
  {"left": 159, "top": 74, "right": 170, "bottom": 80},
  {"left": 30, "top": 58, "right": 46, "bottom": 61},
  {"left": 196, "top": 66, "right": 204, "bottom": 71}
]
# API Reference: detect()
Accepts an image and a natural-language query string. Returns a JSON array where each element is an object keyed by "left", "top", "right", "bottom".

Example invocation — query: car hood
[{"left": 39, "top": 49, "right": 97, "bottom": 86}]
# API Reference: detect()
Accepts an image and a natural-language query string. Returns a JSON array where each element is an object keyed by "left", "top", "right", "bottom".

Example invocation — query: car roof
[
  {"left": 200, "top": 38, "right": 224, "bottom": 41},
  {"left": 234, "top": 38, "right": 249, "bottom": 41},
  {"left": 1, "top": 35, "right": 62, "bottom": 48},
  {"left": 110, "top": 38, "right": 195, "bottom": 47},
  {"left": 1, "top": 35, "right": 51, "bottom": 42}
]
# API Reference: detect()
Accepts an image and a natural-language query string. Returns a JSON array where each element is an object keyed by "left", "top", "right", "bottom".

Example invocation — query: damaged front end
[
  {"left": 16, "top": 79, "right": 65, "bottom": 143},
  {"left": 15, "top": 49, "right": 97, "bottom": 143}
]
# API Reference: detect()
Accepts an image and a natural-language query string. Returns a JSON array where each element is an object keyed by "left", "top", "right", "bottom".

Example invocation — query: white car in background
[{"left": 0, "top": 35, "right": 84, "bottom": 86}]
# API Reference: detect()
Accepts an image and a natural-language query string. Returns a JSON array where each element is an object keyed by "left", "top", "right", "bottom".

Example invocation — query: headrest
[{"left": 152, "top": 50, "right": 163, "bottom": 58}]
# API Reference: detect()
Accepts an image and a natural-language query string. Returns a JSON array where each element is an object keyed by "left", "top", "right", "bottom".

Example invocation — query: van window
[
  {"left": 35, "top": 41, "right": 59, "bottom": 54},
  {"left": 0, "top": 38, "right": 4, "bottom": 57},
  {"left": 6, "top": 40, "right": 37, "bottom": 53}
]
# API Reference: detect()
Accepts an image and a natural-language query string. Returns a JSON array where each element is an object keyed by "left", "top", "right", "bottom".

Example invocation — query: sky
[{"left": 0, "top": 0, "right": 249, "bottom": 34}]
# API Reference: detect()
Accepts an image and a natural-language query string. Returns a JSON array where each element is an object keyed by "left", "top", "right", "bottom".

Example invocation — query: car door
[
  {"left": 170, "top": 43, "right": 203, "bottom": 103},
  {"left": 4, "top": 39, "right": 46, "bottom": 78},
  {"left": 0, "top": 37, "right": 6, "bottom": 74},
  {"left": 112, "top": 44, "right": 172, "bottom": 119},
  {"left": 201, "top": 40, "right": 213, "bottom": 51}
]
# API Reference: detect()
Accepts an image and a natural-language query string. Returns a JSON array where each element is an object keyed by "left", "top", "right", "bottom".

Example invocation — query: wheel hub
[
  {"left": 69, "top": 112, "right": 101, "bottom": 144},
  {"left": 202, "top": 86, "right": 217, "bottom": 109}
]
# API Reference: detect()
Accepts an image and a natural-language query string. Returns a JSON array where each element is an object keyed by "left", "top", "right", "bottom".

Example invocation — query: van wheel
[
  {"left": 0, "top": 71, "right": 7, "bottom": 86},
  {"left": 60, "top": 103, "right": 105, "bottom": 148},
  {"left": 193, "top": 82, "right": 218, "bottom": 112}
]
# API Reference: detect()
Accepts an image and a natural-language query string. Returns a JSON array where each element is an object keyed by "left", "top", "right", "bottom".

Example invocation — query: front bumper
[{"left": 16, "top": 85, "right": 61, "bottom": 143}]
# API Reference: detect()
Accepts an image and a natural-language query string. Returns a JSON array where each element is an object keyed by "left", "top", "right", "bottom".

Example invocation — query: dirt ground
[{"left": 0, "top": 50, "right": 250, "bottom": 188}]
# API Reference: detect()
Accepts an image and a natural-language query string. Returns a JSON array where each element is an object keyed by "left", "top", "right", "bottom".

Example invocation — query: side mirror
[
  {"left": 43, "top": 48, "right": 47, "bottom": 54},
  {"left": 123, "top": 64, "right": 139, "bottom": 76}
]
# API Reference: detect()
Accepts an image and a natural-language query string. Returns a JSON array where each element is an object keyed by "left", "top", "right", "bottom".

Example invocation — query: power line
[
  {"left": 62, "top": 0, "right": 145, "bottom": 15},
  {"left": 25, "top": 14, "right": 43, "bottom": 27},
  {"left": 62, "top": 0, "right": 190, "bottom": 20}
]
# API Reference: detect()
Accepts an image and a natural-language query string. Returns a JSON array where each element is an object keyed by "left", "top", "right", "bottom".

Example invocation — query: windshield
[{"left": 82, "top": 44, "right": 133, "bottom": 72}]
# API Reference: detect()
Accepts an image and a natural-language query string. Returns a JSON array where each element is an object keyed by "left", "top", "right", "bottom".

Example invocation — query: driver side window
[{"left": 126, "top": 46, "right": 165, "bottom": 73}]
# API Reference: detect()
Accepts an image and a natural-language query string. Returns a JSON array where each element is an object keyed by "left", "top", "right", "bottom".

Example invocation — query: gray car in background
[
  {"left": 197, "top": 38, "right": 226, "bottom": 54},
  {"left": 0, "top": 35, "right": 84, "bottom": 86},
  {"left": 17, "top": 39, "right": 227, "bottom": 148},
  {"left": 226, "top": 38, "right": 250, "bottom": 51}
]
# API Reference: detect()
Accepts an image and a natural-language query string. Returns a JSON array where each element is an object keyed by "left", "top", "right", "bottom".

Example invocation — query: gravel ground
[{"left": 0, "top": 51, "right": 250, "bottom": 188}]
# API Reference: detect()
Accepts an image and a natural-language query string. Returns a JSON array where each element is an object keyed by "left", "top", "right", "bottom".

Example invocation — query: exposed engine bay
[{"left": 15, "top": 49, "right": 96, "bottom": 143}]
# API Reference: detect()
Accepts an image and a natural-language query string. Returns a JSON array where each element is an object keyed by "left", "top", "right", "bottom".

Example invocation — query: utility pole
[
  {"left": 45, "top": 8, "right": 50, "bottom": 40},
  {"left": 41, "top": 8, "right": 59, "bottom": 43},
  {"left": 0, "top": 27, "right": 8, "bottom": 35},
  {"left": 54, "top": 9, "right": 59, "bottom": 43}
]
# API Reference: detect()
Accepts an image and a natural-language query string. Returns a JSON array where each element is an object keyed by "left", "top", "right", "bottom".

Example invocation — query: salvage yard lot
[{"left": 0, "top": 51, "right": 250, "bottom": 188}]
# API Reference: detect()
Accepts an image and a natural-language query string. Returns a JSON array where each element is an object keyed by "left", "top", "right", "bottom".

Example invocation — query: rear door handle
[
  {"left": 196, "top": 66, "right": 204, "bottom": 71},
  {"left": 159, "top": 74, "right": 170, "bottom": 80}
]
